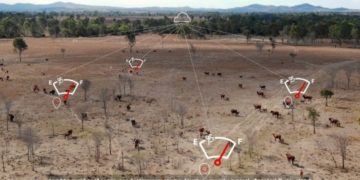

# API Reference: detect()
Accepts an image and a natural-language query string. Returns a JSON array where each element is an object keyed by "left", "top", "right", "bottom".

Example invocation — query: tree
[
  {"left": 99, "top": 88, "right": 111, "bottom": 119},
  {"left": 306, "top": 107, "right": 320, "bottom": 134},
  {"left": 3, "top": 98, "right": 12, "bottom": 132},
  {"left": 175, "top": 103, "right": 187, "bottom": 129},
  {"left": 21, "top": 127, "right": 40, "bottom": 171},
  {"left": 106, "top": 127, "right": 113, "bottom": 155},
  {"left": 329, "top": 24, "right": 342, "bottom": 46},
  {"left": 60, "top": 48, "right": 66, "bottom": 59},
  {"left": 13, "top": 37, "right": 28, "bottom": 63},
  {"left": 331, "top": 134, "right": 350, "bottom": 169},
  {"left": 1, "top": 136, "right": 10, "bottom": 172},
  {"left": 255, "top": 42, "right": 264, "bottom": 53},
  {"left": 243, "top": 29, "right": 251, "bottom": 44},
  {"left": 14, "top": 114, "right": 23, "bottom": 138},
  {"left": 80, "top": 79, "right": 91, "bottom": 101},
  {"left": 92, "top": 132, "right": 103, "bottom": 163},
  {"left": 351, "top": 27, "right": 359, "bottom": 46},
  {"left": 126, "top": 32, "right": 136, "bottom": 55},
  {"left": 320, "top": 89, "right": 334, "bottom": 106},
  {"left": 158, "top": 32, "right": 165, "bottom": 48},
  {"left": 75, "top": 104, "right": 89, "bottom": 131},
  {"left": 289, "top": 24, "right": 300, "bottom": 44}
]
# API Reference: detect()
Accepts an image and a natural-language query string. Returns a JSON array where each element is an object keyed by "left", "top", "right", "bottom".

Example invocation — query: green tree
[
  {"left": 329, "top": 24, "right": 342, "bottom": 46},
  {"left": 320, "top": 89, "right": 334, "bottom": 107},
  {"left": 289, "top": 24, "right": 300, "bottom": 44},
  {"left": 351, "top": 27, "right": 359, "bottom": 46},
  {"left": 47, "top": 19, "right": 60, "bottom": 37},
  {"left": 306, "top": 107, "right": 320, "bottom": 134},
  {"left": 13, "top": 37, "right": 28, "bottom": 63},
  {"left": 126, "top": 32, "right": 136, "bottom": 55}
]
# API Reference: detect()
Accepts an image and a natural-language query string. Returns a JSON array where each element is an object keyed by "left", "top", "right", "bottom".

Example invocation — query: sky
[{"left": 1, "top": 0, "right": 360, "bottom": 9}]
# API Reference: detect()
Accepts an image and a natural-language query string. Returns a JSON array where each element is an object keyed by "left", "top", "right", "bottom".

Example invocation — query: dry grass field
[{"left": 0, "top": 34, "right": 360, "bottom": 179}]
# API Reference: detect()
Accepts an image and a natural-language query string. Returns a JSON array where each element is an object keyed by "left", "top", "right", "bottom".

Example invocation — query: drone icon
[
  {"left": 49, "top": 77, "right": 82, "bottom": 96},
  {"left": 280, "top": 76, "right": 315, "bottom": 99},
  {"left": 194, "top": 134, "right": 242, "bottom": 167},
  {"left": 126, "top": 57, "right": 146, "bottom": 74}
]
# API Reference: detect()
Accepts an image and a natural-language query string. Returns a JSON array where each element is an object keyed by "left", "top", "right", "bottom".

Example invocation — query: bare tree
[
  {"left": 332, "top": 134, "right": 350, "bottom": 169},
  {"left": 119, "top": 74, "right": 130, "bottom": 96},
  {"left": 3, "top": 98, "right": 12, "bottom": 131},
  {"left": 92, "top": 132, "right": 103, "bottom": 163},
  {"left": 255, "top": 42, "right": 264, "bottom": 53},
  {"left": 189, "top": 42, "right": 196, "bottom": 54},
  {"left": 175, "top": 103, "right": 187, "bottom": 129},
  {"left": 128, "top": 77, "right": 135, "bottom": 96},
  {"left": 106, "top": 127, "right": 113, "bottom": 155},
  {"left": 1, "top": 136, "right": 10, "bottom": 172},
  {"left": 245, "top": 129, "right": 258, "bottom": 158},
  {"left": 316, "top": 139, "right": 337, "bottom": 168},
  {"left": 14, "top": 113, "right": 23, "bottom": 138},
  {"left": 80, "top": 79, "right": 91, "bottom": 101},
  {"left": 75, "top": 104, "right": 89, "bottom": 131},
  {"left": 99, "top": 88, "right": 111, "bottom": 119},
  {"left": 21, "top": 127, "right": 40, "bottom": 171}
]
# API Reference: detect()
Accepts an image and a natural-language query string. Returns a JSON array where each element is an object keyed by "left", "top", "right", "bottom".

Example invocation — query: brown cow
[
  {"left": 272, "top": 133, "right": 282, "bottom": 142},
  {"left": 286, "top": 153, "right": 295, "bottom": 165},
  {"left": 329, "top": 118, "right": 341, "bottom": 127},
  {"left": 257, "top": 91, "right": 265, "bottom": 97}
]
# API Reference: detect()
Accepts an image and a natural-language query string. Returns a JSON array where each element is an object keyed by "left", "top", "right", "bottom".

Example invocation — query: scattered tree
[
  {"left": 126, "top": 32, "right": 136, "bottom": 55},
  {"left": 3, "top": 99, "right": 12, "bottom": 132},
  {"left": 21, "top": 127, "right": 40, "bottom": 171},
  {"left": 306, "top": 107, "right": 320, "bottom": 134},
  {"left": 175, "top": 103, "right": 187, "bottom": 129},
  {"left": 92, "top": 132, "right": 103, "bottom": 163},
  {"left": 320, "top": 89, "right": 334, "bottom": 106},
  {"left": 99, "top": 88, "right": 111, "bottom": 118},
  {"left": 331, "top": 134, "right": 350, "bottom": 169},
  {"left": 13, "top": 37, "right": 28, "bottom": 63},
  {"left": 255, "top": 42, "right": 264, "bottom": 53},
  {"left": 80, "top": 79, "right": 91, "bottom": 101}
]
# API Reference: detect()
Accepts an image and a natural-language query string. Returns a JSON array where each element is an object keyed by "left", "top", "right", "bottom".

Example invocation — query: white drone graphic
[
  {"left": 194, "top": 134, "right": 242, "bottom": 166},
  {"left": 174, "top": 12, "right": 192, "bottom": 24},
  {"left": 49, "top": 77, "right": 82, "bottom": 96},
  {"left": 280, "top": 76, "right": 315, "bottom": 98},
  {"left": 126, "top": 57, "right": 146, "bottom": 69}
]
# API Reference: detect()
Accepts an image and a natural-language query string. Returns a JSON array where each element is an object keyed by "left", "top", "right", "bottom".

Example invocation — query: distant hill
[{"left": 0, "top": 2, "right": 358, "bottom": 13}]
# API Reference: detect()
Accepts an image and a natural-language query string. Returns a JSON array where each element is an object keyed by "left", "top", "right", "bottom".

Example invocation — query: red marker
[
  {"left": 214, "top": 142, "right": 231, "bottom": 166},
  {"left": 295, "top": 82, "right": 306, "bottom": 99},
  {"left": 63, "top": 83, "right": 76, "bottom": 101}
]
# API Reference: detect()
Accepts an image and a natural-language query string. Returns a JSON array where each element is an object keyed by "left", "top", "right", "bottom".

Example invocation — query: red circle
[{"left": 214, "top": 159, "right": 221, "bottom": 166}]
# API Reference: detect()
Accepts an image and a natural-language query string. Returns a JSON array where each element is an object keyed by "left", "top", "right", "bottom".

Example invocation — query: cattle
[
  {"left": 114, "top": 95, "right": 122, "bottom": 101},
  {"left": 33, "top": 85, "right": 40, "bottom": 93},
  {"left": 43, "top": 88, "right": 48, "bottom": 94},
  {"left": 303, "top": 95, "right": 313, "bottom": 101},
  {"left": 64, "top": 130, "right": 73, "bottom": 139},
  {"left": 199, "top": 128, "right": 211, "bottom": 138},
  {"left": 270, "top": 111, "right": 281, "bottom": 119},
  {"left": 49, "top": 90, "right": 56, "bottom": 95},
  {"left": 329, "top": 118, "right": 341, "bottom": 127},
  {"left": 131, "top": 119, "right": 137, "bottom": 127},
  {"left": 127, "top": 104, "right": 132, "bottom": 111},
  {"left": 254, "top": 104, "right": 262, "bottom": 111},
  {"left": 8, "top": 114, "right": 15, "bottom": 122},
  {"left": 0, "top": 63, "right": 3, "bottom": 66},
  {"left": 286, "top": 153, "right": 295, "bottom": 165},
  {"left": 204, "top": 72, "right": 210, "bottom": 76},
  {"left": 238, "top": 84, "right": 243, "bottom": 88},
  {"left": 0, "top": 77, "right": 3, "bottom": 81},
  {"left": 231, "top": 109, "right": 240, "bottom": 116},
  {"left": 257, "top": 91, "right": 265, "bottom": 97},
  {"left": 134, "top": 139, "right": 141, "bottom": 151},
  {"left": 260, "top": 108, "right": 268, "bottom": 113},
  {"left": 220, "top": 94, "right": 226, "bottom": 99},
  {"left": 239, "top": 75, "right": 243, "bottom": 78},
  {"left": 259, "top": 85, "right": 266, "bottom": 90},
  {"left": 217, "top": 73, "right": 222, "bottom": 76},
  {"left": 225, "top": 97, "right": 230, "bottom": 101},
  {"left": 272, "top": 133, "right": 282, "bottom": 142},
  {"left": 6, "top": 76, "right": 9, "bottom": 81},
  {"left": 182, "top": 77, "right": 187, "bottom": 81}
]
